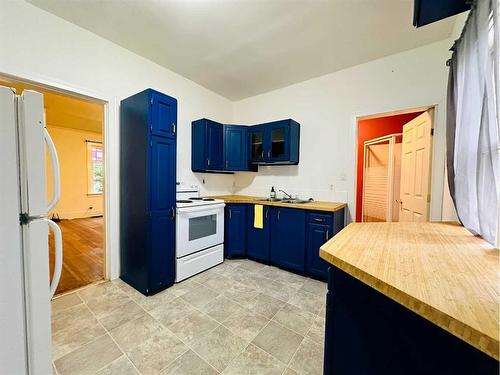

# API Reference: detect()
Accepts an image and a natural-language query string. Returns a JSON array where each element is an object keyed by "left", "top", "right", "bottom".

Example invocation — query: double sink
[{"left": 264, "top": 198, "right": 311, "bottom": 204}]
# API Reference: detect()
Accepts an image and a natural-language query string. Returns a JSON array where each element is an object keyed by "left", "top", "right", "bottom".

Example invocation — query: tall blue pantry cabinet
[{"left": 120, "top": 89, "right": 177, "bottom": 295}]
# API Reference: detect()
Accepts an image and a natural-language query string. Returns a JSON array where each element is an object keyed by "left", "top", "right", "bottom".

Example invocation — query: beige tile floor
[{"left": 51, "top": 259, "right": 327, "bottom": 375}]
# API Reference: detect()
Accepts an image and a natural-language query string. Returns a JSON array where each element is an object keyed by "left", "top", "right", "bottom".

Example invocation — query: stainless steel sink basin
[{"left": 281, "top": 199, "right": 310, "bottom": 204}]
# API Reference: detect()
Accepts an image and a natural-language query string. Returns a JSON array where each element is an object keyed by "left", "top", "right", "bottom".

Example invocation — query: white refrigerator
[{"left": 0, "top": 86, "right": 63, "bottom": 374}]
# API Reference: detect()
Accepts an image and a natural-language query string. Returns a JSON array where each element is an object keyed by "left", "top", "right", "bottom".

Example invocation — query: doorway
[
  {"left": 355, "top": 108, "right": 435, "bottom": 223},
  {"left": 0, "top": 76, "right": 107, "bottom": 295}
]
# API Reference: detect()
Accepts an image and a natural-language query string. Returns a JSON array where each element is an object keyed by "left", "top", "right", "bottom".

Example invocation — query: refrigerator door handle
[
  {"left": 45, "top": 218, "right": 63, "bottom": 298},
  {"left": 44, "top": 127, "right": 61, "bottom": 212}
]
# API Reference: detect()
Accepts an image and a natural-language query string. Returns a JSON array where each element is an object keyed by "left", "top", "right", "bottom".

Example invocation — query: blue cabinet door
[
  {"left": 306, "top": 222, "right": 331, "bottom": 280},
  {"left": 247, "top": 205, "right": 270, "bottom": 262},
  {"left": 267, "top": 120, "right": 290, "bottom": 162},
  {"left": 224, "top": 125, "right": 246, "bottom": 170},
  {"left": 149, "top": 212, "right": 175, "bottom": 291},
  {"left": 206, "top": 120, "right": 223, "bottom": 170},
  {"left": 149, "top": 136, "right": 176, "bottom": 292},
  {"left": 270, "top": 207, "right": 306, "bottom": 272},
  {"left": 151, "top": 92, "right": 177, "bottom": 139},
  {"left": 249, "top": 125, "right": 266, "bottom": 163},
  {"left": 150, "top": 137, "right": 176, "bottom": 213},
  {"left": 225, "top": 204, "right": 246, "bottom": 258}
]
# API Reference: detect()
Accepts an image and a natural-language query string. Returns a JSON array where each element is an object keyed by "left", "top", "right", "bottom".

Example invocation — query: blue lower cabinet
[
  {"left": 149, "top": 213, "right": 175, "bottom": 291},
  {"left": 270, "top": 207, "right": 306, "bottom": 272},
  {"left": 246, "top": 205, "right": 270, "bottom": 262},
  {"left": 324, "top": 267, "right": 499, "bottom": 374},
  {"left": 225, "top": 204, "right": 247, "bottom": 258},
  {"left": 306, "top": 222, "right": 331, "bottom": 281}
]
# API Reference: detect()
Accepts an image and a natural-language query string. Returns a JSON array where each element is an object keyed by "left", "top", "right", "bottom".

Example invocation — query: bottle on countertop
[{"left": 270, "top": 186, "right": 276, "bottom": 200}]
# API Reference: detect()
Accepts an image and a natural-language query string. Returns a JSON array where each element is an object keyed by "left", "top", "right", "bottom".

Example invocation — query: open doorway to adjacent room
[
  {"left": 0, "top": 76, "right": 106, "bottom": 295},
  {"left": 355, "top": 107, "right": 435, "bottom": 223}
]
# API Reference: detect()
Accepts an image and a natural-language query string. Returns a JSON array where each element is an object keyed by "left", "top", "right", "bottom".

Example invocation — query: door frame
[
  {"left": 352, "top": 104, "right": 445, "bottom": 223},
  {"left": 0, "top": 71, "right": 114, "bottom": 282}
]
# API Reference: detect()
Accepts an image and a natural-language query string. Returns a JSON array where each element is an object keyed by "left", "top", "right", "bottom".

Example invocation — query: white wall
[
  {"left": 231, "top": 39, "right": 458, "bottom": 222},
  {"left": 0, "top": 1, "right": 235, "bottom": 279}
]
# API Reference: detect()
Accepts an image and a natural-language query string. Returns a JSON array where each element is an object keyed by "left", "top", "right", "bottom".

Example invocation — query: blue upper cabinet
[
  {"left": 192, "top": 120, "right": 256, "bottom": 173},
  {"left": 249, "top": 119, "right": 300, "bottom": 165},
  {"left": 192, "top": 118, "right": 224, "bottom": 171},
  {"left": 224, "top": 125, "right": 257, "bottom": 172},
  {"left": 151, "top": 91, "right": 177, "bottom": 139}
]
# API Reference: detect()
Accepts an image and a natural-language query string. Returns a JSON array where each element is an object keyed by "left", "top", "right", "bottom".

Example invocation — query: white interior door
[{"left": 399, "top": 109, "right": 434, "bottom": 222}]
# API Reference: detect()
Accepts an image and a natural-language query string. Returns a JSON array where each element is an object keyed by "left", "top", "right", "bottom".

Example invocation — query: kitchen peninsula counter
[{"left": 319, "top": 222, "right": 499, "bottom": 374}]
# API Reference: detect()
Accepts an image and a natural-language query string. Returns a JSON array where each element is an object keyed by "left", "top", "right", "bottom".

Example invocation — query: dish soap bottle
[{"left": 270, "top": 186, "right": 276, "bottom": 200}]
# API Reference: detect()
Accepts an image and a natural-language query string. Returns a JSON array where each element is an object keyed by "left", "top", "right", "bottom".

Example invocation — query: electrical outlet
[{"left": 330, "top": 184, "right": 334, "bottom": 191}]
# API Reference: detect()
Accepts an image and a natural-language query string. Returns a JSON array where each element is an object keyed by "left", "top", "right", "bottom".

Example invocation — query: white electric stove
[{"left": 176, "top": 184, "right": 225, "bottom": 282}]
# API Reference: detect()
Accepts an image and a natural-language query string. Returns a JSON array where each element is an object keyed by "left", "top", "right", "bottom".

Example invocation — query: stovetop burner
[
  {"left": 177, "top": 200, "right": 193, "bottom": 203},
  {"left": 189, "top": 197, "right": 216, "bottom": 201}
]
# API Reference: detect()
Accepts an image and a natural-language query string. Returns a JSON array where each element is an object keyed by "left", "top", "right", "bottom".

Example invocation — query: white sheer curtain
[{"left": 448, "top": 0, "right": 499, "bottom": 245}]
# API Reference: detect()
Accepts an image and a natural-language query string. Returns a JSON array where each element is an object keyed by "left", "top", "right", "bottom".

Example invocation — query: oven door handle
[{"left": 177, "top": 203, "right": 225, "bottom": 214}]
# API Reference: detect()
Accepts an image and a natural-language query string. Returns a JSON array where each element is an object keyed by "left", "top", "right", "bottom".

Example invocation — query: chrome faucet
[{"left": 279, "top": 189, "right": 293, "bottom": 200}]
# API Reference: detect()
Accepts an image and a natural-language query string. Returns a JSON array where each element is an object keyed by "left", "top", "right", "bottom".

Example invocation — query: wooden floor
[{"left": 49, "top": 217, "right": 104, "bottom": 296}]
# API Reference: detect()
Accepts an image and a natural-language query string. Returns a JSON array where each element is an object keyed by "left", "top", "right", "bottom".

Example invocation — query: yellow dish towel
[{"left": 254, "top": 204, "right": 263, "bottom": 229}]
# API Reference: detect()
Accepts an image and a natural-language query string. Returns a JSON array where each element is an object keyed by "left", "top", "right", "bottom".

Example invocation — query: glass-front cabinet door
[
  {"left": 249, "top": 126, "right": 265, "bottom": 162},
  {"left": 268, "top": 122, "right": 289, "bottom": 161}
]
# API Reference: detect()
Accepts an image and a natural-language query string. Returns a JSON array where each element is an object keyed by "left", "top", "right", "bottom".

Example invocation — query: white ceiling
[{"left": 27, "top": 0, "right": 457, "bottom": 100}]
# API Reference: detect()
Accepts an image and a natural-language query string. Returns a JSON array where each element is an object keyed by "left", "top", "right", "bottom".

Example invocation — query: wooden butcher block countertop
[
  {"left": 319, "top": 222, "right": 500, "bottom": 360},
  {"left": 210, "top": 195, "right": 346, "bottom": 213}
]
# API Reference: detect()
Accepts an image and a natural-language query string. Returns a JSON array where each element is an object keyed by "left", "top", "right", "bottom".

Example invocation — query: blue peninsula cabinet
[{"left": 120, "top": 89, "right": 177, "bottom": 296}]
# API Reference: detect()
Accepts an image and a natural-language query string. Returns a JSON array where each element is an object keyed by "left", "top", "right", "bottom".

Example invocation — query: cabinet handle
[
  {"left": 172, "top": 123, "right": 176, "bottom": 134},
  {"left": 313, "top": 218, "right": 325, "bottom": 223},
  {"left": 268, "top": 151, "right": 270, "bottom": 158},
  {"left": 225, "top": 160, "right": 228, "bottom": 169},
  {"left": 261, "top": 151, "right": 264, "bottom": 159},
  {"left": 265, "top": 209, "right": 268, "bottom": 219},
  {"left": 171, "top": 207, "right": 175, "bottom": 219},
  {"left": 207, "top": 158, "right": 210, "bottom": 166},
  {"left": 325, "top": 229, "right": 329, "bottom": 241},
  {"left": 277, "top": 210, "right": 280, "bottom": 220},
  {"left": 229, "top": 209, "right": 232, "bottom": 220}
]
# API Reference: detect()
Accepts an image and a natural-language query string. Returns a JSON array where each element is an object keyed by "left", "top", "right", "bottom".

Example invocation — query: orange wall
[{"left": 356, "top": 112, "right": 423, "bottom": 222}]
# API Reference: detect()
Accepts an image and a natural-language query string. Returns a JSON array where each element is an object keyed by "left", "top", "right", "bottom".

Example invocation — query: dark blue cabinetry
[
  {"left": 249, "top": 119, "right": 300, "bottom": 164},
  {"left": 306, "top": 209, "right": 345, "bottom": 281},
  {"left": 225, "top": 204, "right": 247, "bottom": 258},
  {"left": 224, "top": 125, "right": 257, "bottom": 171},
  {"left": 192, "top": 118, "right": 299, "bottom": 172},
  {"left": 246, "top": 205, "right": 271, "bottom": 262},
  {"left": 120, "top": 89, "right": 176, "bottom": 295},
  {"left": 324, "top": 267, "right": 498, "bottom": 374},
  {"left": 270, "top": 207, "right": 306, "bottom": 272},
  {"left": 192, "top": 118, "right": 224, "bottom": 171},
  {"left": 151, "top": 91, "right": 177, "bottom": 138}
]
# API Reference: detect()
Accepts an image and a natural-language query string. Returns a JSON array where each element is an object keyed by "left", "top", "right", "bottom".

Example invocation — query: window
[{"left": 87, "top": 142, "right": 103, "bottom": 195}]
